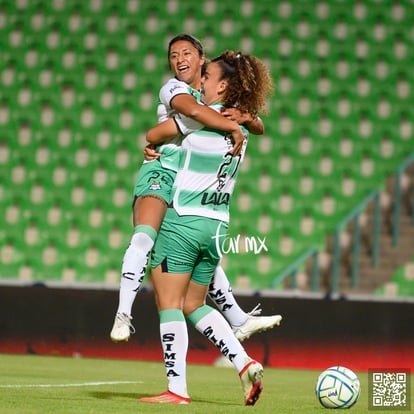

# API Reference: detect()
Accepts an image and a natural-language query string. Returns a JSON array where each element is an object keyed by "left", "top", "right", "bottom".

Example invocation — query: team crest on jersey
[{"left": 149, "top": 180, "right": 162, "bottom": 190}]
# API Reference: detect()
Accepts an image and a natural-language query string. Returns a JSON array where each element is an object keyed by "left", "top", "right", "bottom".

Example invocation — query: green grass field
[{"left": 0, "top": 354, "right": 410, "bottom": 413}]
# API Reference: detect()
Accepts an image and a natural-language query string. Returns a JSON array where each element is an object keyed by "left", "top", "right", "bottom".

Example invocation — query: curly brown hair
[{"left": 211, "top": 50, "right": 274, "bottom": 117}]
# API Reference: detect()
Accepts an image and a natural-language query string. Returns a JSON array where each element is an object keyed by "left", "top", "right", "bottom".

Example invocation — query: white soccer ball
[{"left": 315, "top": 366, "right": 361, "bottom": 408}]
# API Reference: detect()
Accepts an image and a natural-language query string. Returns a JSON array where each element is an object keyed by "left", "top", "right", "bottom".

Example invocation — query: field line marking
[{"left": 0, "top": 381, "right": 143, "bottom": 388}]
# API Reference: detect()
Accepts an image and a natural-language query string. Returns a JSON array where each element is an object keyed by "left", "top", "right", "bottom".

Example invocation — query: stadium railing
[
  {"left": 392, "top": 151, "right": 414, "bottom": 247},
  {"left": 270, "top": 189, "right": 381, "bottom": 295},
  {"left": 330, "top": 190, "right": 381, "bottom": 293},
  {"left": 271, "top": 246, "right": 320, "bottom": 292}
]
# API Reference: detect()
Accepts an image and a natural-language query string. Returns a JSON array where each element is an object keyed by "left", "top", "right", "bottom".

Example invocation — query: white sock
[
  {"left": 187, "top": 305, "right": 250, "bottom": 373},
  {"left": 208, "top": 265, "right": 248, "bottom": 327},
  {"left": 159, "top": 309, "right": 189, "bottom": 398},
  {"left": 117, "top": 231, "right": 154, "bottom": 315}
]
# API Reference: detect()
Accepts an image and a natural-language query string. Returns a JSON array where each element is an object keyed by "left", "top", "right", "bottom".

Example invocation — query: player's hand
[
  {"left": 230, "top": 127, "right": 245, "bottom": 156},
  {"left": 222, "top": 107, "right": 251, "bottom": 124},
  {"left": 222, "top": 107, "right": 263, "bottom": 136},
  {"left": 144, "top": 144, "right": 161, "bottom": 161}
]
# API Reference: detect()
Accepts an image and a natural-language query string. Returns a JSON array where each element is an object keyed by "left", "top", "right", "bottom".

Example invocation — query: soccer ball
[{"left": 315, "top": 366, "right": 361, "bottom": 408}]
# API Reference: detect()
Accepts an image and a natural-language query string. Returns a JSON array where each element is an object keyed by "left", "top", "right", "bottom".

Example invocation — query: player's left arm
[
  {"left": 146, "top": 118, "right": 179, "bottom": 145},
  {"left": 221, "top": 107, "right": 264, "bottom": 135}
]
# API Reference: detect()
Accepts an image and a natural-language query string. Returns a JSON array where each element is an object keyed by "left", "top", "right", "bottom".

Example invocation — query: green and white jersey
[
  {"left": 172, "top": 103, "right": 248, "bottom": 223},
  {"left": 155, "top": 77, "right": 202, "bottom": 172}
]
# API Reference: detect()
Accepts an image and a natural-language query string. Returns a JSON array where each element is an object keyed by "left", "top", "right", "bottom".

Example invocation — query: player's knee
[{"left": 183, "top": 300, "right": 203, "bottom": 317}]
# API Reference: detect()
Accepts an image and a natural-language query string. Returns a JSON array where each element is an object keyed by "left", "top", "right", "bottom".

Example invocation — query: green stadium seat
[
  {"left": 387, "top": 264, "right": 414, "bottom": 297},
  {"left": 28, "top": 237, "right": 67, "bottom": 282},
  {"left": 0, "top": 2, "right": 12, "bottom": 35},
  {"left": 309, "top": 186, "right": 351, "bottom": 233},
  {"left": 226, "top": 251, "right": 282, "bottom": 291},
  {"left": 394, "top": 110, "right": 413, "bottom": 154},
  {"left": 0, "top": 58, "right": 18, "bottom": 93},
  {"left": 0, "top": 237, "right": 26, "bottom": 279},
  {"left": 230, "top": 181, "right": 264, "bottom": 231}
]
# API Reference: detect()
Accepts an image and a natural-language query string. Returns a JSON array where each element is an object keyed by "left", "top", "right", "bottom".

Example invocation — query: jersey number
[{"left": 216, "top": 153, "right": 241, "bottom": 191}]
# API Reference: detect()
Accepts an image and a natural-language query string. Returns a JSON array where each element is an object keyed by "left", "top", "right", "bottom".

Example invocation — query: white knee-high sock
[
  {"left": 117, "top": 225, "right": 157, "bottom": 315},
  {"left": 159, "top": 309, "right": 189, "bottom": 398},
  {"left": 208, "top": 265, "right": 248, "bottom": 327},
  {"left": 187, "top": 304, "right": 251, "bottom": 373}
]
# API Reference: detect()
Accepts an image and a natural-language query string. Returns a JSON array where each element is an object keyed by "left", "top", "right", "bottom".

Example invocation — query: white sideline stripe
[{"left": 0, "top": 381, "right": 142, "bottom": 388}]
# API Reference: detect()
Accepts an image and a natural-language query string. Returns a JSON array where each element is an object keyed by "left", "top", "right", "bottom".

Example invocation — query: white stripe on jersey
[
  {"left": 155, "top": 78, "right": 202, "bottom": 171},
  {"left": 172, "top": 103, "right": 248, "bottom": 222}
]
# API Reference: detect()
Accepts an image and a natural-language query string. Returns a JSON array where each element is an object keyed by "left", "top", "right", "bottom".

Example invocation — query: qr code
[{"left": 369, "top": 370, "right": 411, "bottom": 411}]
